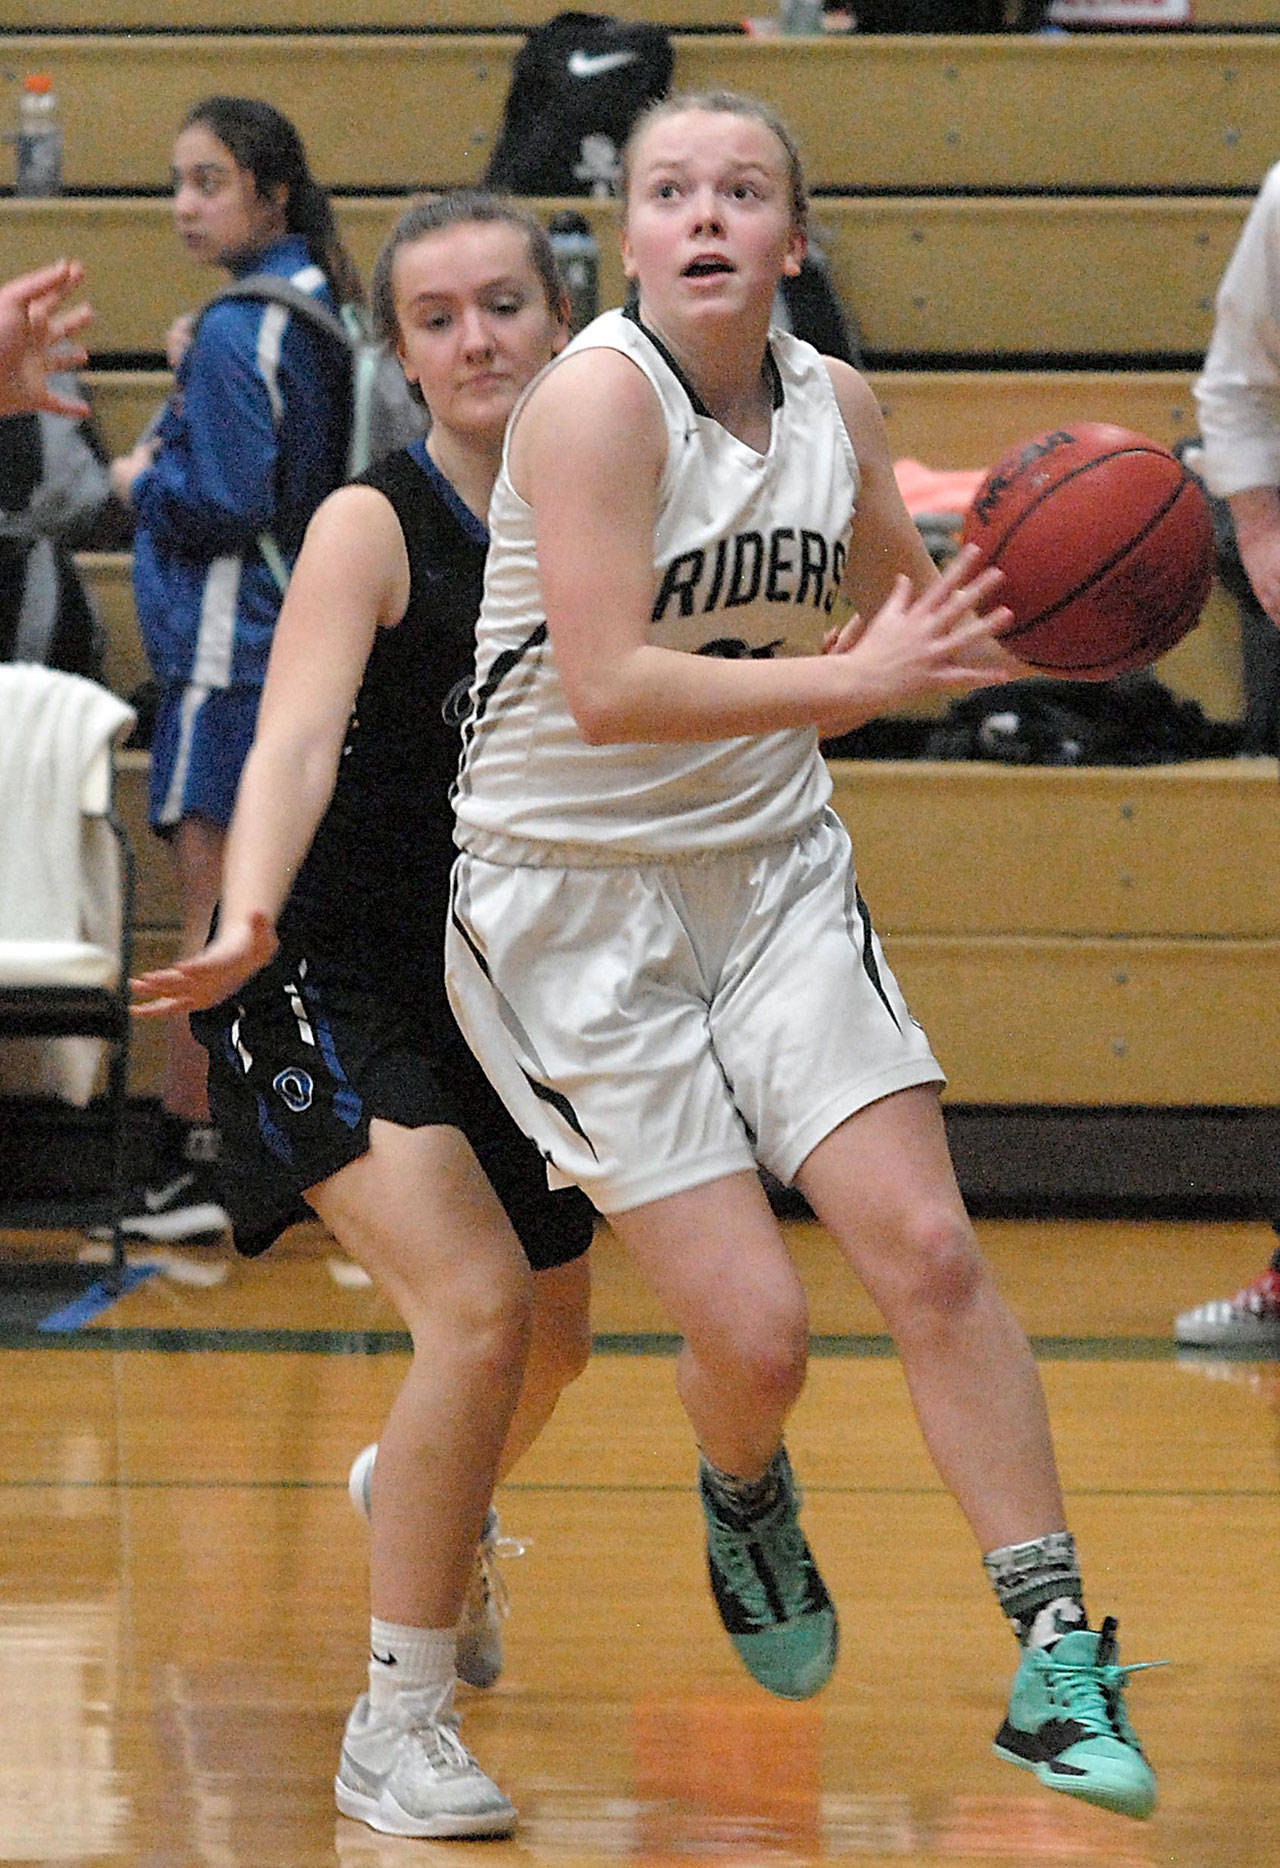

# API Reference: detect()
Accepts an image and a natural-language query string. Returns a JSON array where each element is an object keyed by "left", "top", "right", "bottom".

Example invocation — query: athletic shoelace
[
  {"left": 707, "top": 1492, "right": 817, "bottom": 1621},
  {"left": 465, "top": 1524, "right": 524, "bottom": 1631},
  {"left": 1045, "top": 1618, "right": 1169, "bottom": 1742},
  {"left": 394, "top": 1684, "right": 480, "bottom": 1777}
]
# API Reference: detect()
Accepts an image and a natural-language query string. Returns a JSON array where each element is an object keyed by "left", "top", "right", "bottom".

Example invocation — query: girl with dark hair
[
  {"left": 181, "top": 95, "right": 365, "bottom": 310},
  {"left": 133, "top": 193, "right": 590, "bottom": 1838},
  {"left": 109, "top": 99, "right": 359, "bottom": 1241}
]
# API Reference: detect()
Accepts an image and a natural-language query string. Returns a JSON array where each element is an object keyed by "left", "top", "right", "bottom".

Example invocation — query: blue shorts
[
  {"left": 191, "top": 938, "right": 596, "bottom": 1268},
  {"left": 148, "top": 681, "right": 261, "bottom": 834}
]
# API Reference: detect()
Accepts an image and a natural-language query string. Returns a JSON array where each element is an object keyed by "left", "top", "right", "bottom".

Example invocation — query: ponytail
[{"left": 182, "top": 97, "right": 365, "bottom": 309}]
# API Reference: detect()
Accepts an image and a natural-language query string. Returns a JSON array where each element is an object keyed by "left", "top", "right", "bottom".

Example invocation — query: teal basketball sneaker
[
  {"left": 698, "top": 1444, "right": 838, "bottom": 1701},
  {"left": 993, "top": 1616, "right": 1162, "bottom": 1818}
]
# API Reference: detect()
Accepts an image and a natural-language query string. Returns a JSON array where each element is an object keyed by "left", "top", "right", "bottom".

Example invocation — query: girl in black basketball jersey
[{"left": 132, "top": 194, "right": 587, "bottom": 1840}]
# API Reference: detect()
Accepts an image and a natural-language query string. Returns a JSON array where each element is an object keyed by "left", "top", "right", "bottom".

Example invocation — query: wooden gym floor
[{"left": 0, "top": 1210, "right": 1277, "bottom": 1867}]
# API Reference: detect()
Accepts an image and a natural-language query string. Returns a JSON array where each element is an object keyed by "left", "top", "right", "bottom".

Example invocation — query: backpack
[
  {"left": 207, "top": 275, "right": 429, "bottom": 590},
  {"left": 922, "top": 674, "right": 1244, "bottom": 766},
  {"left": 773, "top": 243, "right": 863, "bottom": 367},
  {"left": 852, "top": 0, "right": 1026, "bottom": 25},
  {"left": 484, "top": 11, "right": 674, "bottom": 198},
  {"left": 0, "top": 391, "right": 109, "bottom": 683}
]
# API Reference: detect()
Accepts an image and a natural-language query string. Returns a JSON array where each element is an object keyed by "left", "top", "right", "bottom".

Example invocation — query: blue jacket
[{"left": 131, "top": 236, "right": 350, "bottom": 688}]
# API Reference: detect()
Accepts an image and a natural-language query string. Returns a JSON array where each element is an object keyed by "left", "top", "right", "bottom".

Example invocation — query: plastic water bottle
[
  {"left": 778, "top": 0, "right": 825, "bottom": 32},
  {"left": 14, "top": 73, "right": 63, "bottom": 197},
  {"left": 548, "top": 210, "right": 599, "bottom": 335}
]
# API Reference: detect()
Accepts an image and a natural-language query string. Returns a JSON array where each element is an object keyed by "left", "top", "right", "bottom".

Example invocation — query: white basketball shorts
[{"left": 445, "top": 809, "right": 945, "bottom": 1215}]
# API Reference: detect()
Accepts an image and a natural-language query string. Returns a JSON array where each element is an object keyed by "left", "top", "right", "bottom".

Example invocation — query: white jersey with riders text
[{"left": 453, "top": 306, "right": 859, "bottom": 863}]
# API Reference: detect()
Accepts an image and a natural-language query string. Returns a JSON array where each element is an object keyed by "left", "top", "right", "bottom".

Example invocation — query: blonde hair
[
  {"left": 369, "top": 190, "right": 563, "bottom": 347},
  {"left": 620, "top": 89, "right": 808, "bottom": 234}
]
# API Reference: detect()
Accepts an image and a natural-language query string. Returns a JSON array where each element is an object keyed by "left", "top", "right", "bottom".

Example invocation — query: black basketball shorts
[{"left": 191, "top": 941, "right": 595, "bottom": 1267}]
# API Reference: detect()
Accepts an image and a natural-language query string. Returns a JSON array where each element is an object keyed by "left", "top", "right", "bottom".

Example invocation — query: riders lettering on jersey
[{"left": 652, "top": 529, "right": 848, "bottom": 625}]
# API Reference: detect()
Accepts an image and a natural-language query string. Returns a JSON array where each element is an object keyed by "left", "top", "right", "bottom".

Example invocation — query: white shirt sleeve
[{"left": 1193, "top": 161, "right": 1280, "bottom": 499}]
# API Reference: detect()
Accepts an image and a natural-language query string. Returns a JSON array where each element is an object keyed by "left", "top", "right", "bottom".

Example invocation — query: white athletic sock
[{"left": 368, "top": 1619, "right": 456, "bottom": 1709}]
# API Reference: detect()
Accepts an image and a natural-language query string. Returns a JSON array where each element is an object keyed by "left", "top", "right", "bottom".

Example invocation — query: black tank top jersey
[{"left": 279, "top": 441, "right": 487, "bottom": 1024}]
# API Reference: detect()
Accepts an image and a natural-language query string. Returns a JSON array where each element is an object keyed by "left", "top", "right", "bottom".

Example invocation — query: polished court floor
[{"left": 1, "top": 1212, "right": 1277, "bottom": 1867}]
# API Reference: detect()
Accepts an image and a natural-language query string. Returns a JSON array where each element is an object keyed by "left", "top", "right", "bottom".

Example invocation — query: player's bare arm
[
  {"left": 824, "top": 357, "right": 940, "bottom": 614},
  {"left": 133, "top": 486, "right": 405, "bottom": 1015},
  {"left": 517, "top": 351, "right": 1007, "bottom": 744}
]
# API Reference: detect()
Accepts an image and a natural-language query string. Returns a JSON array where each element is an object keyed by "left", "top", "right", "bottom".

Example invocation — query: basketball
[{"left": 960, "top": 424, "right": 1216, "bottom": 680}]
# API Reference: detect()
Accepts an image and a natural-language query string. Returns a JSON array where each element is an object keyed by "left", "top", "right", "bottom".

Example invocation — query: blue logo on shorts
[{"left": 273, "top": 1067, "right": 314, "bottom": 1113}]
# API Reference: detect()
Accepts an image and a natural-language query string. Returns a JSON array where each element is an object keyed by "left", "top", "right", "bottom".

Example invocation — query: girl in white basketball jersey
[{"left": 447, "top": 93, "right": 1158, "bottom": 1817}]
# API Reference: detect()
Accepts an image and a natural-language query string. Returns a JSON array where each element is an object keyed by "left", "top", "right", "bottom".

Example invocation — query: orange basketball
[{"left": 961, "top": 424, "right": 1215, "bottom": 680}]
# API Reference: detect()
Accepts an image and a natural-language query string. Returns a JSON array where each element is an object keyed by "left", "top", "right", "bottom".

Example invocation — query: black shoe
[
  {"left": 116, "top": 1121, "right": 228, "bottom": 1242},
  {"left": 117, "top": 1162, "right": 229, "bottom": 1242}
]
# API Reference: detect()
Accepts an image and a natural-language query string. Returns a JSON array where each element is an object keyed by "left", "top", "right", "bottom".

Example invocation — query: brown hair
[
  {"left": 182, "top": 96, "right": 364, "bottom": 308},
  {"left": 620, "top": 89, "right": 808, "bottom": 234},
  {"left": 369, "top": 189, "right": 564, "bottom": 347}
]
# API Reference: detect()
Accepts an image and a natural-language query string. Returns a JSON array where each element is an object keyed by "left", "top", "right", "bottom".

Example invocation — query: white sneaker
[
  {"left": 346, "top": 1443, "right": 517, "bottom": 1689},
  {"left": 348, "top": 1441, "right": 378, "bottom": 1518},
  {"left": 458, "top": 1508, "right": 511, "bottom": 1690},
  {"left": 334, "top": 1684, "right": 516, "bottom": 1838}
]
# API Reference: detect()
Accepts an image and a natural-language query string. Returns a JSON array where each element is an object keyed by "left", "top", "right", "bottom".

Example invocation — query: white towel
[{"left": 0, "top": 664, "right": 136, "bottom": 1104}]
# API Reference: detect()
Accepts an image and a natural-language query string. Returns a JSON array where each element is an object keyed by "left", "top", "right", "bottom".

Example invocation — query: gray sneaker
[
  {"left": 347, "top": 1443, "right": 515, "bottom": 1688},
  {"left": 1175, "top": 1262, "right": 1280, "bottom": 1348},
  {"left": 334, "top": 1684, "right": 516, "bottom": 1838}
]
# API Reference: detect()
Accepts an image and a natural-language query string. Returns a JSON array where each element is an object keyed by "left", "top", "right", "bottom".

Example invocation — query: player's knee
[
  {"left": 727, "top": 1305, "right": 810, "bottom": 1412},
  {"left": 407, "top": 1257, "right": 533, "bottom": 1376},
  {"left": 892, "top": 1211, "right": 986, "bottom": 1328}
]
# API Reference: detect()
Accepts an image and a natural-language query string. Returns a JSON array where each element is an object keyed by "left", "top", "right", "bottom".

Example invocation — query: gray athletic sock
[
  {"left": 983, "top": 1531, "right": 1087, "bottom": 1647},
  {"left": 699, "top": 1448, "right": 783, "bottom": 1524}
]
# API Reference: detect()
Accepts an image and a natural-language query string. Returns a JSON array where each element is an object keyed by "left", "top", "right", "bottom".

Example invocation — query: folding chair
[{"left": 0, "top": 665, "right": 137, "bottom": 1286}]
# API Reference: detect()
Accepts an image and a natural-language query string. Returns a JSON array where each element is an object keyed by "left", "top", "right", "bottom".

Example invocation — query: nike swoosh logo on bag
[{"left": 567, "top": 49, "right": 640, "bottom": 79}]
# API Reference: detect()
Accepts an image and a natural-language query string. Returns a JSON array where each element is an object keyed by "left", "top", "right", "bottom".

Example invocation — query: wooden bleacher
[
  {"left": 80, "top": 352, "right": 1247, "bottom": 730},
  {"left": 2, "top": 32, "right": 1279, "bottom": 194},
  {"left": 2, "top": 30, "right": 1271, "bottom": 366},
  {"left": 84, "top": 364, "right": 1203, "bottom": 474},
  {"left": 1, "top": 16, "right": 1272, "bottom": 1146},
  {"left": 1, "top": 192, "right": 1250, "bottom": 358},
  {"left": 0, "top": 0, "right": 754, "bottom": 26},
  {"left": 831, "top": 758, "right": 1279, "bottom": 1106},
  {"left": 106, "top": 741, "right": 1280, "bottom": 1114},
  {"left": 3, "top": 0, "right": 1278, "bottom": 25}
]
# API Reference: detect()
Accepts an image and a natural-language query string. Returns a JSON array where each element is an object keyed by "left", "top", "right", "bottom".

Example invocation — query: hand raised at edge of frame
[
  {"left": 0, "top": 260, "right": 93, "bottom": 418},
  {"left": 131, "top": 912, "right": 277, "bottom": 1018}
]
